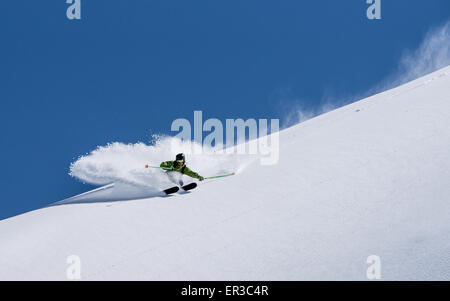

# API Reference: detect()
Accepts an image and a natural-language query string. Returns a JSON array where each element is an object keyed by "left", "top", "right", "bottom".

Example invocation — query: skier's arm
[
  {"left": 160, "top": 161, "right": 174, "bottom": 170},
  {"left": 182, "top": 166, "right": 203, "bottom": 180}
]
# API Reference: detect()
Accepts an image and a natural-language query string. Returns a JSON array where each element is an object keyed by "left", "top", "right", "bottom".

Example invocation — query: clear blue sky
[{"left": 1, "top": 0, "right": 449, "bottom": 220}]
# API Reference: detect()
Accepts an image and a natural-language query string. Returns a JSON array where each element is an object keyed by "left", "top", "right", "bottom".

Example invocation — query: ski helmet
[{"left": 175, "top": 153, "right": 185, "bottom": 162}]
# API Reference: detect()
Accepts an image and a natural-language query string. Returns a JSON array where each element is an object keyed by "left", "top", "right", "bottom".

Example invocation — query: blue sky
[{"left": 1, "top": 0, "right": 449, "bottom": 220}]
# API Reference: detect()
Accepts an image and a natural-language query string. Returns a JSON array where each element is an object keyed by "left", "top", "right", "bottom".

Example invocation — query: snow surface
[{"left": 1, "top": 66, "right": 450, "bottom": 280}]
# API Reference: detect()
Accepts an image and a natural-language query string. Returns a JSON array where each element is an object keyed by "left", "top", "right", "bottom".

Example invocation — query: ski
[
  {"left": 163, "top": 186, "right": 179, "bottom": 195},
  {"left": 181, "top": 182, "right": 197, "bottom": 191}
]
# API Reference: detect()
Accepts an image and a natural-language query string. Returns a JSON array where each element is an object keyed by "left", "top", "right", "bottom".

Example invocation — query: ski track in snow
[{"left": 65, "top": 137, "right": 257, "bottom": 204}]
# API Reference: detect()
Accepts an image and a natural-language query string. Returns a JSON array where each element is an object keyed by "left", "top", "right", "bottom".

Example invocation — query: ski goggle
[{"left": 176, "top": 159, "right": 184, "bottom": 163}]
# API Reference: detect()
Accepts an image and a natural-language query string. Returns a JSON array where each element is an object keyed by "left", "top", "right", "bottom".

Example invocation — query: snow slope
[{"left": 1, "top": 66, "right": 450, "bottom": 280}]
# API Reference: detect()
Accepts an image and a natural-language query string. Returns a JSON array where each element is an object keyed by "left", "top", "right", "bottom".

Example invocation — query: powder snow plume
[{"left": 69, "top": 135, "right": 256, "bottom": 196}]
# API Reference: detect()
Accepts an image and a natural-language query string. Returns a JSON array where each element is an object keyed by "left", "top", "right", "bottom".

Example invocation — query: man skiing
[{"left": 160, "top": 153, "right": 204, "bottom": 186}]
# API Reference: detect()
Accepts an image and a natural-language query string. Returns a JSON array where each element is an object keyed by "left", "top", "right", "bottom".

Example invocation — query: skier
[{"left": 160, "top": 153, "right": 204, "bottom": 186}]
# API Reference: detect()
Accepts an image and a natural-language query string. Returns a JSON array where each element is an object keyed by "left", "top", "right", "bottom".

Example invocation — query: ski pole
[
  {"left": 145, "top": 165, "right": 173, "bottom": 171},
  {"left": 205, "top": 172, "right": 235, "bottom": 179}
]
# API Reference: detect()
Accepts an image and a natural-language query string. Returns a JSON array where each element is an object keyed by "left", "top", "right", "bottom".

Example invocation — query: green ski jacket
[{"left": 160, "top": 161, "right": 202, "bottom": 179}]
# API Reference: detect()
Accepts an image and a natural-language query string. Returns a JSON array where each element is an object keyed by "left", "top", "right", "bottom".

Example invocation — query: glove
[{"left": 198, "top": 176, "right": 204, "bottom": 181}]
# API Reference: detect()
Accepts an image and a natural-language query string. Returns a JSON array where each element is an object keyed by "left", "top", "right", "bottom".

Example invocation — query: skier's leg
[
  {"left": 166, "top": 171, "right": 183, "bottom": 186},
  {"left": 165, "top": 171, "right": 177, "bottom": 184}
]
